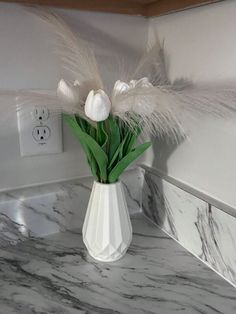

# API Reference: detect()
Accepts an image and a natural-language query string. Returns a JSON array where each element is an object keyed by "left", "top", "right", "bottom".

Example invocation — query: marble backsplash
[
  {"left": 0, "top": 169, "right": 142, "bottom": 243},
  {"left": 141, "top": 166, "right": 236, "bottom": 287}
]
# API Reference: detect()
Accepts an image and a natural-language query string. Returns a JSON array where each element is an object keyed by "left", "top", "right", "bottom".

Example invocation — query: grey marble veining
[
  {"left": 1, "top": 165, "right": 236, "bottom": 312},
  {"left": 0, "top": 169, "right": 142, "bottom": 239},
  {"left": 142, "top": 167, "right": 236, "bottom": 287},
  {"left": 0, "top": 213, "right": 236, "bottom": 314}
]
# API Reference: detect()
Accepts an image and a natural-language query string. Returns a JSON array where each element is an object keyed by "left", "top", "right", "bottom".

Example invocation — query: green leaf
[
  {"left": 64, "top": 114, "right": 108, "bottom": 182},
  {"left": 97, "top": 121, "right": 104, "bottom": 145},
  {"left": 108, "top": 142, "right": 151, "bottom": 183},
  {"left": 75, "top": 115, "right": 88, "bottom": 133},
  {"left": 123, "top": 127, "right": 141, "bottom": 156},
  {"left": 86, "top": 154, "right": 99, "bottom": 181},
  {"left": 75, "top": 115, "right": 97, "bottom": 141},
  {"left": 123, "top": 132, "right": 134, "bottom": 155},
  {"left": 89, "top": 124, "right": 96, "bottom": 140},
  {"left": 97, "top": 121, "right": 109, "bottom": 152},
  {"left": 119, "top": 131, "right": 130, "bottom": 159},
  {"left": 108, "top": 116, "right": 120, "bottom": 160},
  {"left": 108, "top": 133, "right": 128, "bottom": 171},
  {"left": 72, "top": 131, "right": 99, "bottom": 181}
]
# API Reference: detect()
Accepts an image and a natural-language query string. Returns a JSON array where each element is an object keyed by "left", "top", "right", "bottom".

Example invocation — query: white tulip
[
  {"left": 113, "top": 80, "right": 130, "bottom": 96},
  {"left": 57, "top": 79, "right": 80, "bottom": 104},
  {"left": 113, "top": 77, "right": 153, "bottom": 97},
  {"left": 129, "top": 77, "right": 153, "bottom": 88},
  {"left": 85, "top": 89, "right": 111, "bottom": 122}
]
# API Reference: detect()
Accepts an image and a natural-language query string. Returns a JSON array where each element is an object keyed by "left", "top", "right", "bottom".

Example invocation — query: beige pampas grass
[
  {"left": 0, "top": 8, "right": 236, "bottom": 141},
  {"left": 34, "top": 10, "right": 104, "bottom": 97},
  {"left": 37, "top": 10, "right": 236, "bottom": 140},
  {"left": 112, "top": 82, "right": 236, "bottom": 139}
]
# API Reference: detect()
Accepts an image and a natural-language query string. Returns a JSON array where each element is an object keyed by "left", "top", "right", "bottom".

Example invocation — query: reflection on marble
[
  {"left": 0, "top": 214, "right": 236, "bottom": 314},
  {"left": 142, "top": 167, "right": 236, "bottom": 287},
  {"left": 0, "top": 169, "right": 142, "bottom": 239}
]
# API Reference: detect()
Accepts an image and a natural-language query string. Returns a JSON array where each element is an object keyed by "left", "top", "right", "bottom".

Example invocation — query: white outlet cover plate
[{"left": 17, "top": 106, "right": 63, "bottom": 157}]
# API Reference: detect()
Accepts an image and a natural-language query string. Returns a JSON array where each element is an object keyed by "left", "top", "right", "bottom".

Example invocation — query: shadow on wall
[
  {"left": 141, "top": 134, "right": 184, "bottom": 229},
  {"left": 141, "top": 72, "right": 192, "bottom": 228}
]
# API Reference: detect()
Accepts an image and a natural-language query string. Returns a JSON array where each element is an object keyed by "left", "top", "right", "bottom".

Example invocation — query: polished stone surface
[
  {"left": 0, "top": 169, "right": 142, "bottom": 238},
  {"left": 0, "top": 214, "right": 235, "bottom": 314},
  {"left": 142, "top": 167, "right": 236, "bottom": 288}
]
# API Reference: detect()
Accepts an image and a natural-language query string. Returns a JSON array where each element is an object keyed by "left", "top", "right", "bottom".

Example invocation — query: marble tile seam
[{"left": 139, "top": 165, "right": 236, "bottom": 219}]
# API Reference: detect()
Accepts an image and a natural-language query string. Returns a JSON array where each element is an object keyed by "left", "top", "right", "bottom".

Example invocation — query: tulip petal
[
  {"left": 57, "top": 79, "right": 80, "bottom": 104},
  {"left": 113, "top": 80, "right": 130, "bottom": 96},
  {"left": 84, "top": 89, "right": 111, "bottom": 122}
]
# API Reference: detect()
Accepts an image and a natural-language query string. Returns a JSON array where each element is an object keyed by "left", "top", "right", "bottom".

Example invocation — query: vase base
[{"left": 87, "top": 249, "right": 128, "bottom": 263}]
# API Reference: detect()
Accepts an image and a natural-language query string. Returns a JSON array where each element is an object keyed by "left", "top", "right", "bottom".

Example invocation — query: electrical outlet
[
  {"left": 32, "top": 126, "right": 51, "bottom": 142},
  {"left": 17, "top": 105, "right": 63, "bottom": 157},
  {"left": 33, "top": 106, "right": 49, "bottom": 121}
]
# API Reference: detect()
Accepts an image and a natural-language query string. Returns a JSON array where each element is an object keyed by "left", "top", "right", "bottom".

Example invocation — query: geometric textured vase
[{"left": 82, "top": 181, "right": 133, "bottom": 262}]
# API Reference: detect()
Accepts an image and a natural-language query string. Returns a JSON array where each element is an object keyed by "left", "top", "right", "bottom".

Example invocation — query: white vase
[{"left": 82, "top": 181, "right": 132, "bottom": 262}]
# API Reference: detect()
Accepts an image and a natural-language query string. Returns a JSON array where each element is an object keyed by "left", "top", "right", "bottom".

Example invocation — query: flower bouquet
[
  {"left": 12, "top": 10, "right": 236, "bottom": 261},
  {"left": 58, "top": 77, "right": 155, "bottom": 261}
]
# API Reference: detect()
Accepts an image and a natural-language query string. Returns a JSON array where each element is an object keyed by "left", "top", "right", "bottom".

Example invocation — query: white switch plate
[{"left": 17, "top": 105, "right": 63, "bottom": 157}]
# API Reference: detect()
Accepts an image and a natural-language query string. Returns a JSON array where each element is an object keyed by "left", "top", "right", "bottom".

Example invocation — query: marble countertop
[{"left": 0, "top": 213, "right": 235, "bottom": 314}]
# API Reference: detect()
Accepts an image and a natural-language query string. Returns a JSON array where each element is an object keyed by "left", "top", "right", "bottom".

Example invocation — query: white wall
[
  {"left": 144, "top": 0, "right": 236, "bottom": 209},
  {"left": 0, "top": 4, "right": 147, "bottom": 191},
  {"left": 3, "top": 0, "right": 235, "bottom": 209}
]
